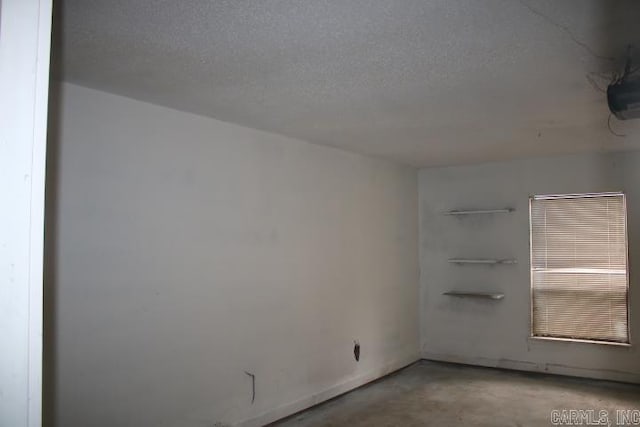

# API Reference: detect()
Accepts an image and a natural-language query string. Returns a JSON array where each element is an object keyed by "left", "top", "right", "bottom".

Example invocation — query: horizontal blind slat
[{"left": 530, "top": 193, "right": 629, "bottom": 343}]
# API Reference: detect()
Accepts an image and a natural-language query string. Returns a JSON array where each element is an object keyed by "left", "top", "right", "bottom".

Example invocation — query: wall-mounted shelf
[
  {"left": 443, "top": 291, "right": 505, "bottom": 300},
  {"left": 446, "top": 208, "right": 514, "bottom": 216},
  {"left": 448, "top": 258, "right": 517, "bottom": 265}
]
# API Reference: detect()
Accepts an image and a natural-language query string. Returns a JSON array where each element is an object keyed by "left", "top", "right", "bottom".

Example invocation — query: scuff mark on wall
[{"left": 244, "top": 371, "right": 256, "bottom": 404}]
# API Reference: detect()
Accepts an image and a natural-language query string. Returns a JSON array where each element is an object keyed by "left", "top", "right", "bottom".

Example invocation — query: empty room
[{"left": 3, "top": 1, "right": 640, "bottom": 426}]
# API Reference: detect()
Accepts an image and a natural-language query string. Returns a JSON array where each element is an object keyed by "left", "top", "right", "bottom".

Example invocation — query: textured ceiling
[{"left": 55, "top": 0, "right": 640, "bottom": 166}]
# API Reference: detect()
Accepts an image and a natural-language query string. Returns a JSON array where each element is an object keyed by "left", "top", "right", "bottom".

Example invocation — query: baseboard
[
  {"left": 422, "top": 352, "right": 640, "bottom": 384},
  {"left": 236, "top": 353, "right": 420, "bottom": 427},
  {"left": 234, "top": 352, "right": 639, "bottom": 426}
]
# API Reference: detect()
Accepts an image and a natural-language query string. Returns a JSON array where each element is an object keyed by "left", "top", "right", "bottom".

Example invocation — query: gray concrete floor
[{"left": 272, "top": 361, "right": 640, "bottom": 426}]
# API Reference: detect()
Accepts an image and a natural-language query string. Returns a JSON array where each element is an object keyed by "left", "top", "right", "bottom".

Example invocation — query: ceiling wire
[
  {"left": 607, "top": 114, "right": 626, "bottom": 138},
  {"left": 585, "top": 73, "right": 606, "bottom": 93},
  {"left": 518, "top": 0, "right": 615, "bottom": 63},
  {"left": 627, "top": 66, "right": 640, "bottom": 77},
  {"left": 612, "top": 45, "right": 638, "bottom": 85}
]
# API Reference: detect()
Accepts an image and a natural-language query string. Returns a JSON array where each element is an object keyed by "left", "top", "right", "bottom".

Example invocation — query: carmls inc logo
[{"left": 551, "top": 409, "right": 640, "bottom": 426}]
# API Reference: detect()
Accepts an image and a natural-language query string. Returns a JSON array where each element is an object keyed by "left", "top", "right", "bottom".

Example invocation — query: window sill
[{"left": 529, "top": 336, "right": 631, "bottom": 347}]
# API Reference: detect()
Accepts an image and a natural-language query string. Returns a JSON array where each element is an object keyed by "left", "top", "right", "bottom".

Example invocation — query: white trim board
[
  {"left": 422, "top": 353, "right": 640, "bottom": 384},
  {"left": 0, "top": 1, "right": 52, "bottom": 426},
  {"left": 237, "top": 354, "right": 420, "bottom": 427},
  {"left": 240, "top": 353, "right": 639, "bottom": 426}
]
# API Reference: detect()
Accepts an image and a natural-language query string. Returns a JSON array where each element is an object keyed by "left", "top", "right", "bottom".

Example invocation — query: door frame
[{"left": 0, "top": 0, "right": 53, "bottom": 425}]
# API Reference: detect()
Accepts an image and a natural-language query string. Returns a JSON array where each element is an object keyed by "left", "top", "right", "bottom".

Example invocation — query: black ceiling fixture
[{"left": 607, "top": 46, "right": 640, "bottom": 120}]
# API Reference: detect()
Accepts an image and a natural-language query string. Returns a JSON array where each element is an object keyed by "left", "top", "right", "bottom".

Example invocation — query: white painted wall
[
  {"left": 46, "top": 83, "right": 419, "bottom": 427},
  {"left": 0, "top": 1, "right": 52, "bottom": 426},
  {"left": 419, "top": 152, "right": 640, "bottom": 383}
]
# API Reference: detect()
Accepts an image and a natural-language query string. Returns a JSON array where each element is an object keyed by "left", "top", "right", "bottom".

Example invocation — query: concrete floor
[{"left": 272, "top": 361, "right": 640, "bottom": 427}]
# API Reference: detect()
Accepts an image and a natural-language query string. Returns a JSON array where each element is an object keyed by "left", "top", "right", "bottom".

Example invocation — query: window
[{"left": 529, "top": 193, "right": 629, "bottom": 344}]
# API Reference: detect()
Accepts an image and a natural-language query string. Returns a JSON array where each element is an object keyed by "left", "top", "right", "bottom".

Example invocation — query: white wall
[
  {"left": 0, "top": 1, "right": 52, "bottom": 426},
  {"left": 419, "top": 152, "right": 640, "bottom": 383},
  {"left": 46, "top": 83, "right": 419, "bottom": 427}
]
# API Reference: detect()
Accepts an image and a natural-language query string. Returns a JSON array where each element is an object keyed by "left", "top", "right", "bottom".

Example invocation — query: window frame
[{"left": 528, "top": 192, "right": 631, "bottom": 346}]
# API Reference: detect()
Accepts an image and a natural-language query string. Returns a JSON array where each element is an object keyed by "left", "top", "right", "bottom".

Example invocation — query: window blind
[{"left": 530, "top": 193, "right": 629, "bottom": 343}]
